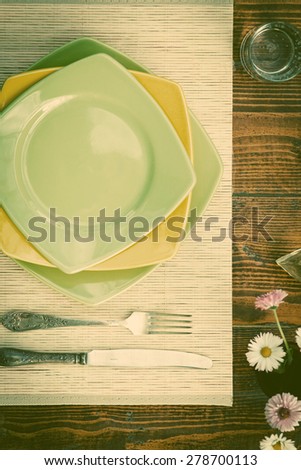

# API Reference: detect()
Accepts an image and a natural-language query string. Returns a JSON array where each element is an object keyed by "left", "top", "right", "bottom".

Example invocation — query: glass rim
[{"left": 240, "top": 21, "right": 301, "bottom": 82}]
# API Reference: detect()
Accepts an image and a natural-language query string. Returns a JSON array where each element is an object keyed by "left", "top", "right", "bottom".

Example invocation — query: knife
[{"left": 0, "top": 348, "right": 212, "bottom": 369}]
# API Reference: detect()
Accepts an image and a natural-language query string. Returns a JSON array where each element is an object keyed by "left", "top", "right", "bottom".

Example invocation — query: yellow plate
[{"left": 0, "top": 68, "right": 193, "bottom": 271}]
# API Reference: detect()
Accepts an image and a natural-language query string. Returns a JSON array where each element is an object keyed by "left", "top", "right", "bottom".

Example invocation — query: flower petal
[{"left": 255, "top": 290, "right": 288, "bottom": 310}]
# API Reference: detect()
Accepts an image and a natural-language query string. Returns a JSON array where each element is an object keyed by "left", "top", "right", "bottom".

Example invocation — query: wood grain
[
  {"left": 1, "top": 0, "right": 301, "bottom": 450},
  {"left": 234, "top": 115, "right": 301, "bottom": 195},
  {"left": 233, "top": 197, "right": 301, "bottom": 297}
]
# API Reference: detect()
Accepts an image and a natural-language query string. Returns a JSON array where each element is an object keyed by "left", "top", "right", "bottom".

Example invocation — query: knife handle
[{"left": 0, "top": 348, "right": 87, "bottom": 367}]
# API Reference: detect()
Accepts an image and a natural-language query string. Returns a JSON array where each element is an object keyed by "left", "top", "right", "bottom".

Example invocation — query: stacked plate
[{"left": 0, "top": 38, "right": 222, "bottom": 305}]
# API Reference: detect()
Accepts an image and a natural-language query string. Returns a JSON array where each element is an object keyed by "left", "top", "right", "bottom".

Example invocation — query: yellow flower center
[
  {"left": 272, "top": 442, "right": 282, "bottom": 450},
  {"left": 261, "top": 347, "right": 272, "bottom": 358},
  {"left": 278, "top": 407, "right": 290, "bottom": 419}
]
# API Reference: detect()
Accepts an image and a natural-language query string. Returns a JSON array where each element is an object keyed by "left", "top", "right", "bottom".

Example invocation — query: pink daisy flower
[
  {"left": 265, "top": 392, "right": 301, "bottom": 432},
  {"left": 255, "top": 290, "right": 288, "bottom": 311}
]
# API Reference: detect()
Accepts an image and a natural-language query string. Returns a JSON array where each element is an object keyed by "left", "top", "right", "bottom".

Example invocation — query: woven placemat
[{"left": 0, "top": 0, "right": 233, "bottom": 405}]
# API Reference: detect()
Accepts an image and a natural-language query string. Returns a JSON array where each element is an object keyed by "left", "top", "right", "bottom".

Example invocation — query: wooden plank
[
  {"left": 234, "top": 115, "right": 301, "bottom": 195},
  {"left": 232, "top": 197, "right": 301, "bottom": 296}
]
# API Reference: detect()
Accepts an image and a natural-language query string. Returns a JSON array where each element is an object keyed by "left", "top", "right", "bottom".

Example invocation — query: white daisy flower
[
  {"left": 260, "top": 433, "right": 296, "bottom": 450},
  {"left": 246, "top": 332, "right": 286, "bottom": 372},
  {"left": 296, "top": 327, "right": 301, "bottom": 351}
]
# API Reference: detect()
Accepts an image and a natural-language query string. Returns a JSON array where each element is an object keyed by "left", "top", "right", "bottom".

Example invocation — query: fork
[{"left": 0, "top": 310, "right": 192, "bottom": 335}]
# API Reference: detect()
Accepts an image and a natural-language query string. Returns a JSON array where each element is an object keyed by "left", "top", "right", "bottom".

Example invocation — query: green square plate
[
  {"left": 28, "top": 38, "right": 222, "bottom": 224},
  {"left": 0, "top": 53, "right": 195, "bottom": 274}
]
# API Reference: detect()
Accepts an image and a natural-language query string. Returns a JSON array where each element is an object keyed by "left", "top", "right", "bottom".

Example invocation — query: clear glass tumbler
[{"left": 240, "top": 21, "right": 301, "bottom": 82}]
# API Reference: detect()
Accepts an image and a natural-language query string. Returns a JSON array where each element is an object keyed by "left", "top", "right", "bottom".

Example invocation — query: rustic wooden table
[{"left": 1, "top": 0, "right": 301, "bottom": 450}]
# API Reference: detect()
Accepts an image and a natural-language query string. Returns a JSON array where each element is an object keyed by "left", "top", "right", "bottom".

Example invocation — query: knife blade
[
  {"left": 88, "top": 349, "right": 212, "bottom": 369},
  {"left": 0, "top": 348, "right": 212, "bottom": 369}
]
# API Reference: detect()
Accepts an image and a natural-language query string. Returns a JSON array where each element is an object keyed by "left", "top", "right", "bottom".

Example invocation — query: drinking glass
[{"left": 240, "top": 21, "right": 301, "bottom": 82}]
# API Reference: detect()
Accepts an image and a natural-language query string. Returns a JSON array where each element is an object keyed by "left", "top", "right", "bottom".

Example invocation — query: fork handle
[
  {"left": 0, "top": 310, "right": 104, "bottom": 332},
  {"left": 0, "top": 348, "right": 87, "bottom": 366}
]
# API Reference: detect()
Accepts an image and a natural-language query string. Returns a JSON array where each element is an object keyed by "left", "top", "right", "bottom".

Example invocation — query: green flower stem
[{"left": 271, "top": 307, "right": 293, "bottom": 364}]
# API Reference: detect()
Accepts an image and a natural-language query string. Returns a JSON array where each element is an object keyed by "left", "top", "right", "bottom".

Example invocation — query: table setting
[
  {"left": 2, "top": 0, "right": 301, "bottom": 454},
  {"left": 0, "top": 0, "right": 234, "bottom": 445}
]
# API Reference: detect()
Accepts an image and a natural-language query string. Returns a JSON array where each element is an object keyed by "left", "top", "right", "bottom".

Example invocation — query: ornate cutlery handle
[
  {"left": 0, "top": 310, "right": 103, "bottom": 331},
  {"left": 0, "top": 348, "right": 87, "bottom": 367}
]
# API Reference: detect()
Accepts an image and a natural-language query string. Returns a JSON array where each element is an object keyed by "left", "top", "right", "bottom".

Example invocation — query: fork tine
[
  {"left": 149, "top": 324, "right": 192, "bottom": 334},
  {"left": 149, "top": 313, "right": 192, "bottom": 324},
  {"left": 149, "top": 324, "right": 192, "bottom": 330},
  {"left": 129, "top": 311, "right": 192, "bottom": 335},
  {"left": 148, "top": 311, "right": 192, "bottom": 334},
  {"left": 150, "top": 323, "right": 192, "bottom": 328},
  {"left": 150, "top": 319, "right": 192, "bottom": 324},
  {"left": 150, "top": 312, "right": 192, "bottom": 318}
]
